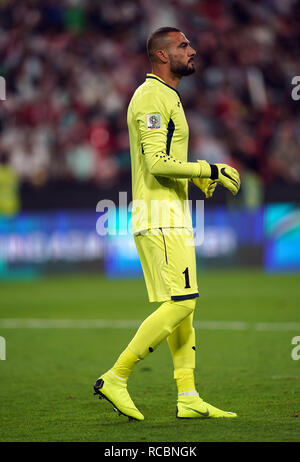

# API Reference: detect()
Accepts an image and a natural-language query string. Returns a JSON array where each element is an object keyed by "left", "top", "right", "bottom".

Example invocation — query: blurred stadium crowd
[{"left": 0, "top": 0, "right": 299, "bottom": 200}]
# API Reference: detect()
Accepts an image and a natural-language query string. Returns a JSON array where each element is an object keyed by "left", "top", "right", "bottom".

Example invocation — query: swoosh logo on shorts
[
  {"left": 183, "top": 405, "right": 210, "bottom": 417},
  {"left": 220, "top": 168, "right": 239, "bottom": 187}
]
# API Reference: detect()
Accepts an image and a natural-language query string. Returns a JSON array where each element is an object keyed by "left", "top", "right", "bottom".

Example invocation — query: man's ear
[{"left": 155, "top": 49, "right": 169, "bottom": 64}]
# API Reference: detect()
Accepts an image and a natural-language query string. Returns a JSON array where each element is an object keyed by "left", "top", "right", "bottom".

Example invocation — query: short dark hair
[{"left": 147, "top": 26, "right": 181, "bottom": 62}]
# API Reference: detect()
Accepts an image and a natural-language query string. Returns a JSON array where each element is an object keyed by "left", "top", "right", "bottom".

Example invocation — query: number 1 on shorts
[{"left": 183, "top": 267, "right": 191, "bottom": 289}]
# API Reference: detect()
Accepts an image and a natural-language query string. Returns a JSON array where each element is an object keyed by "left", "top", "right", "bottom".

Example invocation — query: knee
[{"left": 173, "top": 297, "right": 197, "bottom": 315}]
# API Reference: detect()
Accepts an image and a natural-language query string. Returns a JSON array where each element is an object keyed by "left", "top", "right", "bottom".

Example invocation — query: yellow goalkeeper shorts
[{"left": 134, "top": 228, "right": 199, "bottom": 303}]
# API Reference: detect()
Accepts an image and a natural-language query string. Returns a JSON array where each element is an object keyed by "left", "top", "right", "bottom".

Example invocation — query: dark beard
[{"left": 170, "top": 59, "right": 195, "bottom": 76}]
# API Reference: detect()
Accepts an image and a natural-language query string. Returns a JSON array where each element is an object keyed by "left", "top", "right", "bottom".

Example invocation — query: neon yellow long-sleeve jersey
[{"left": 127, "top": 73, "right": 210, "bottom": 234}]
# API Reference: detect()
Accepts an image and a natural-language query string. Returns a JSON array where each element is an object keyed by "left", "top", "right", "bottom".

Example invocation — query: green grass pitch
[{"left": 0, "top": 269, "right": 299, "bottom": 442}]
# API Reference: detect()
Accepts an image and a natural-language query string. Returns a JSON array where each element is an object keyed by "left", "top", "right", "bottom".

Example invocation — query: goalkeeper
[{"left": 94, "top": 27, "right": 240, "bottom": 421}]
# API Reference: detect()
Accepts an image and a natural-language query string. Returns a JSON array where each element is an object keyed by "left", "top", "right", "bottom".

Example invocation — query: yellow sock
[
  {"left": 128, "top": 299, "right": 196, "bottom": 359},
  {"left": 111, "top": 348, "right": 140, "bottom": 380},
  {"left": 174, "top": 368, "right": 196, "bottom": 394},
  {"left": 167, "top": 313, "right": 196, "bottom": 370},
  {"left": 111, "top": 299, "right": 196, "bottom": 381}
]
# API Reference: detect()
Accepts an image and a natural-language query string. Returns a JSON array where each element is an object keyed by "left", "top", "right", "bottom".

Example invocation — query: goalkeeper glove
[
  {"left": 190, "top": 177, "right": 217, "bottom": 198},
  {"left": 197, "top": 161, "right": 240, "bottom": 195}
]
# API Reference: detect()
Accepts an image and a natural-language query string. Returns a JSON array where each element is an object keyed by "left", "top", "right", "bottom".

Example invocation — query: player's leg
[
  {"left": 94, "top": 230, "right": 196, "bottom": 421},
  {"left": 165, "top": 229, "right": 237, "bottom": 419},
  {"left": 94, "top": 297, "right": 196, "bottom": 421},
  {"left": 168, "top": 312, "right": 237, "bottom": 418},
  {"left": 167, "top": 311, "right": 197, "bottom": 394},
  {"left": 164, "top": 227, "right": 198, "bottom": 397}
]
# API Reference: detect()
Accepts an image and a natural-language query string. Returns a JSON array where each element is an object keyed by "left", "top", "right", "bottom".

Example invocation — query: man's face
[{"left": 166, "top": 32, "right": 196, "bottom": 76}]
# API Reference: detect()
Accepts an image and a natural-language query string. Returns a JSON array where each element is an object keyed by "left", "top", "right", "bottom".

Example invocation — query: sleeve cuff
[{"left": 197, "top": 160, "right": 212, "bottom": 178}]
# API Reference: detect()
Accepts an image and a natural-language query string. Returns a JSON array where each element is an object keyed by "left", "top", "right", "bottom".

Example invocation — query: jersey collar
[{"left": 146, "top": 73, "right": 182, "bottom": 101}]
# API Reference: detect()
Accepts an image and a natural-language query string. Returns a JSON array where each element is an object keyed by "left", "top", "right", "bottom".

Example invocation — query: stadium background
[
  {"left": 1, "top": 0, "right": 300, "bottom": 277},
  {"left": 0, "top": 0, "right": 300, "bottom": 443}
]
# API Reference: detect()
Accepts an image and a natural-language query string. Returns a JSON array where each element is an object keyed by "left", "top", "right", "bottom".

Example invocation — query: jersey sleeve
[{"left": 135, "top": 92, "right": 205, "bottom": 179}]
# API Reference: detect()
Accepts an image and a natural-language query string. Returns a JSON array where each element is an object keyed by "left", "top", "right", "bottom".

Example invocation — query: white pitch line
[
  {"left": 194, "top": 321, "right": 249, "bottom": 330},
  {"left": 0, "top": 319, "right": 140, "bottom": 329},
  {"left": 0, "top": 319, "right": 299, "bottom": 331},
  {"left": 254, "top": 322, "right": 300, "bottom": 331}
]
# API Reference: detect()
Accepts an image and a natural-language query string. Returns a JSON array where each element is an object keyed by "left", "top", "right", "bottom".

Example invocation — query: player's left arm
[
  {"left": 136, "top": 93, "right": 210, "bottom": 179},
  {"left": 135, "top": 94, "right": 240, "bottom": 195}
]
